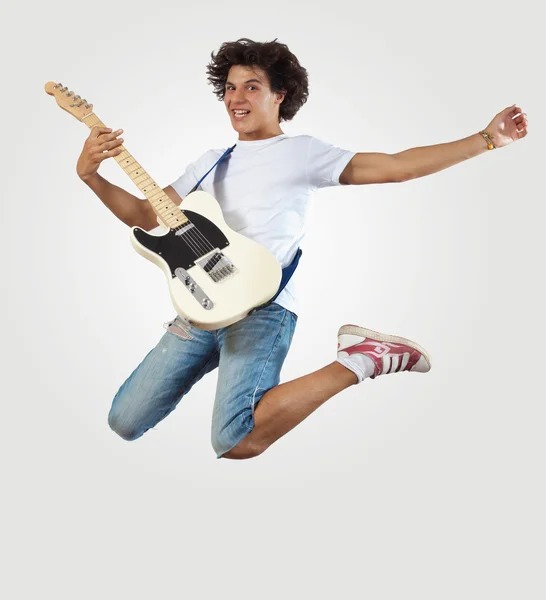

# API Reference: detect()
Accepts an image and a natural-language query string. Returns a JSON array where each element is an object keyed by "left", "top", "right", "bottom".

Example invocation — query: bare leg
[{"left": 222, "top": 362, "right": 357, "bottom": 459}]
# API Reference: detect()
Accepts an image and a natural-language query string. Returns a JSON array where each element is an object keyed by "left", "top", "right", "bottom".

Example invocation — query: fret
[
  {"left": 135, "top": 179, "right": 152, "bottom": 192},
  {"left": 149, "top": 198, "right": 169, "bottom": 210},
  {"left": 138, "top": 177, "right": 155, "bottom": 190},
  {"left": 158, "top": 204, "right": 175, "bottom": 216},
  {"left": 157, "top": 201, "right": 176, "bottom": 213},
  {"left": 118, "top": 154, "right": 133, "bottom": 168},
  {"left": 123, "top": 161, "right": 144, "bottom": 176},
  {"left": 120, "top": 160, "right": 140, "bottom": 174},
  {"left": 138, "top": 175, "right": 154, "bottom": 186},
  {"left": 148, "top": 191, "right": 165, "bottom": 204},
  {"left": 150, "top": 198, "right": 169, "bottom": 209},
  {"left": 136, "top": 178, "right": 154, "bottom": 190},
  {"left": 148, "top": 189, "right": 164, "bottom": 201},
  {"left": 127, "top": 165, "right": 147, "bottom": 180},
  {"left": 143, "top": 185, "right": 160, "bottom": 197},
  {"left": 154, "top": 204, "right": 174, "bottom": 215},
  {"left": 155, "top": 204, "right": 174, "bottom": 215}
]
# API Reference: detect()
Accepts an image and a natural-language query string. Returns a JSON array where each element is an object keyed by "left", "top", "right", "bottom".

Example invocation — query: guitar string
[
  {"left": 174, "top": 220, "right": 216, "bottom": 260},
  {"left": 173, "top": 220, "right": 230, "bottom": 276},
  {"left": 174, "top": 217, "right": 215, "bottom": 254}
]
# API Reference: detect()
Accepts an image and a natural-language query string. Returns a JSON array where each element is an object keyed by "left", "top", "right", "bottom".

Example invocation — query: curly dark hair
[{"left": 206, "top": 38, "right": 309, "bottom": 123}]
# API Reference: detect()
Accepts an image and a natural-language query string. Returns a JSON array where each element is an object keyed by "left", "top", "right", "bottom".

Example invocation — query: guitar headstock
[{"left": 44, "top": 81, "right": 94, "bottom": 121}]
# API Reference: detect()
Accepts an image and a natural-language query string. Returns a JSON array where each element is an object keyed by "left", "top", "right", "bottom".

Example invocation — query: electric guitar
[{"left": 45, "top": 81, "right": 282, "bottom": 330}]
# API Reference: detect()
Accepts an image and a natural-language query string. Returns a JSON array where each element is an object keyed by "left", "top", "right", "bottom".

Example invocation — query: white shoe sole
[{"left": 338, "top": 324, "right": 432, "bottom": 368}]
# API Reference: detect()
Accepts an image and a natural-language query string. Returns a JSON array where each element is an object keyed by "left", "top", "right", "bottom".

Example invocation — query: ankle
[{"left": 333, "top": 360, "right": 359, "bottom": 385}]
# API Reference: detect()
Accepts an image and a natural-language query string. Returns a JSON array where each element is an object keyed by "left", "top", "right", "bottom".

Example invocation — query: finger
[
  {"left": 90, "top": 126, "right": 112, "bottom": 139},
  {"left": 97, "top": 128, "right": 123, "bottom": 143},
  {"left": 505, "top": 105, "right": 521, "bottom": 118},
  {"left": 92, "top": 145, "right": 122, "bottom": 162},
  {"left": 93, "top": 130, "right": 123, "bottom": 151},
  {"left": 104, "top": 128, "right": 123, "bottom": 139},
  {"left": 103, "top": 147, "right": 124, "bottom": 158},
  {"left": 514, "top": 114, "right": 528, "bottom": 128},
  {"left": 98, "top": 136, "right": 124, "bottom": 152}
]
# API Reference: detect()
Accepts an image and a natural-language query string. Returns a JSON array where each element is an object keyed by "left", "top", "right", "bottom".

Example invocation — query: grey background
[{"left": 1, "top": 0, "right": 544, "bottom": 598}]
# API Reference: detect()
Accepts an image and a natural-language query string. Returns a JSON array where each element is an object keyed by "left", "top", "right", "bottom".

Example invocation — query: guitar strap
[
  {"left": 188, "top": 144, "right": 237, "bottom": 195},
  {"left": 247, "top": 247, "right": 302, "bottom": 315},
  {"left": 188, "top": 142, "right": 303, "bottom": 314}
]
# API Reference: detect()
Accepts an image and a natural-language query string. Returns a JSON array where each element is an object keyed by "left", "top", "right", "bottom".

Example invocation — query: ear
[{"left": 276, "top": 89, "right": 287, "bottom": 105}]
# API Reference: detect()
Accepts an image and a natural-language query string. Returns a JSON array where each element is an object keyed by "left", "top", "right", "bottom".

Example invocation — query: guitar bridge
[{"left": 196, "top": 251, "right": 237, "bottom": 282}]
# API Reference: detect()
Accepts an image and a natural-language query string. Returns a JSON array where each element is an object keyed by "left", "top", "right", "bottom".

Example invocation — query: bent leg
[
  {"left": 211, "top": 303, "right": 297, "bottom": 458},
  {"left": 108, "top": 317, "right": 218, "bottom": 441}
]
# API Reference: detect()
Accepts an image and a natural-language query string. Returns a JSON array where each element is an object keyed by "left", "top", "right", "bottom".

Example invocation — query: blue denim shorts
[{"left": 108, "top": 302, "right": 298, "bottom": 458}]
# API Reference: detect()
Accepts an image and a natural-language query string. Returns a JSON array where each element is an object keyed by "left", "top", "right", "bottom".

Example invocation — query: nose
[{"left": 233, "top": 88, "right": 246, "bottom": 104}]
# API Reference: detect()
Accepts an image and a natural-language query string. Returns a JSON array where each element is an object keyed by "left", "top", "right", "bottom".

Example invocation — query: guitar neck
[{"left": 82, "top": 113, "right": 189, "bottom": 228}]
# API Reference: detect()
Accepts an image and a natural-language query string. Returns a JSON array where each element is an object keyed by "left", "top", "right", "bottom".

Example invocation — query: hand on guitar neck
[
  {"left": 77, "top": 125, "right": 182, "bottom": 230},
  {"left": 77, "top": 125, "right": 124, "bottom": 182}
]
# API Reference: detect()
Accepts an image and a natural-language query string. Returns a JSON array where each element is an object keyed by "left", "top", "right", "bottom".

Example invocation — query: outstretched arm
[{"left": 339, "top": 104, "right": 528, "bottom": 185}]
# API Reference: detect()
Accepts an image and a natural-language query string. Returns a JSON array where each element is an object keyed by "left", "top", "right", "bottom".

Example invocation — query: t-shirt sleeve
[
  {"left": 169, "top": 150, "right": 217, "bottom": 199},
  {"left": 306, "top": 136, "right": 357, "bottom": 189}
]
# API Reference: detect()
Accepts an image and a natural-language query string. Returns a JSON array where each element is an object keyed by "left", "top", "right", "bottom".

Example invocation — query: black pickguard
[{"left": 133, "top": 210, "right": 230, "bottom": 277}]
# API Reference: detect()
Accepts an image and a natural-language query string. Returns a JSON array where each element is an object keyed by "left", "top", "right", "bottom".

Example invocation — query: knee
[
  {"left": 222, "top": 444, "right": 264, "bottom": 459},
  {"left": 215, "top": 433, "right": 265, "bottom": 460},
  {"left": 107, "top": 410, "right": 142, "bottom": 442}
]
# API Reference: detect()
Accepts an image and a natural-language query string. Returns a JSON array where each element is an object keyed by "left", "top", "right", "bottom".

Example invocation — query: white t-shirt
[{"left": 169, "top": 133, "right": 356, "bottom": 316}]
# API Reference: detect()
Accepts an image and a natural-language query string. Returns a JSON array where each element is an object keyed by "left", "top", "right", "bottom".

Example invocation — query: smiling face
[{"left": 223, "top": 64, "right": 286, "bottom": 141}]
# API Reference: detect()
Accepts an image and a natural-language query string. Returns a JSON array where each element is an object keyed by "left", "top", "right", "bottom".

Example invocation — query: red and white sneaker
[{"left": 337, "top": 324, "right": 431, "bottom": 383}]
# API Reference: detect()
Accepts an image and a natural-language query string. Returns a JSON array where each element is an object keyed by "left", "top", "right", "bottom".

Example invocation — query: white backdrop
[{"left": 1, "top": 0, "right": 544, "bottom": 598}]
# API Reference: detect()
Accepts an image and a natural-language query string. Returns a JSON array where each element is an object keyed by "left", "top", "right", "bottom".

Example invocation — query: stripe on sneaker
[{"left": 395, "top": 352, "right": 409, "bottom": 373}]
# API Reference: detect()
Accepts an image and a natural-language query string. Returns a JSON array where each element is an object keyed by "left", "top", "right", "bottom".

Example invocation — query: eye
[{"left": 225, "top": 85, "right": 257, "bottom": 91}]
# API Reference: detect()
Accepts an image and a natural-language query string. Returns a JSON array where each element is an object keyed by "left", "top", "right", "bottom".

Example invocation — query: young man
[{"left": 77, "top": 38, "right": 528, "bottom": 460}]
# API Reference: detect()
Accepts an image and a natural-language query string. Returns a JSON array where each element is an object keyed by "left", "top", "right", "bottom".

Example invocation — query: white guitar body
[{"left": 130, "top": 191, "right": 282, "bottom": 330}]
